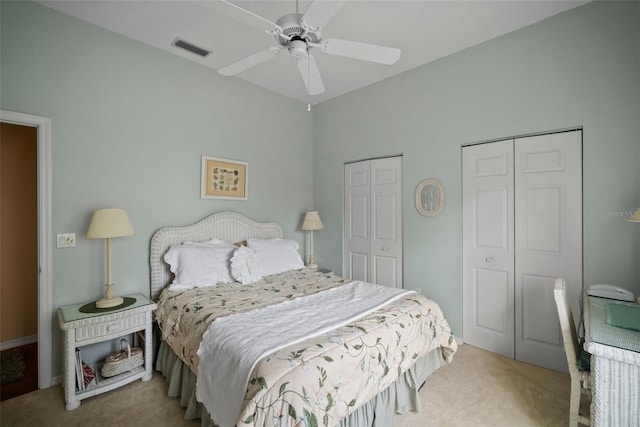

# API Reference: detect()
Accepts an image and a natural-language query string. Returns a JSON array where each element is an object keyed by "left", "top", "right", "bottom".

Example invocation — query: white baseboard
[
  {"left": 455, "top": 336, "right": 464, "bottom": 345},
  {"left": 51, "top": 375, "right": 63, "bottom": 386},
  {"left": 0, "top": 335, "right": 37, "bottom": 351}
]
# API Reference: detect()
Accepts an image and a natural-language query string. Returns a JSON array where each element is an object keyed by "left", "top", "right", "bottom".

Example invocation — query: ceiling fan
[{"left": 217, "top": 0, "right": 401, "bottom": 95}]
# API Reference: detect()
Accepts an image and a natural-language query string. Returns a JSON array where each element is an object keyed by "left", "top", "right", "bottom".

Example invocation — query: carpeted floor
[{"left": 0, "top": 344, "right": 572, "bottom": 426}]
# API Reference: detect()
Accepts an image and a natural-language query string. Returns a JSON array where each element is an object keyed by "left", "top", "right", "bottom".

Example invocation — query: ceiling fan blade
[
  {"left": 218, "top": 47, "right": 282, "bottom": 76},
  {"left": 320, "top": 39, "right": 401, "bottom": 65},
  {"left": 297, "top": 54, "right": 325, "bottom": 95},
  {"left": 219, "top": 0, "right": 282, "bottom": 33},
  {"left": 302, "top": 0, "right": 345, "bottom": 30}
]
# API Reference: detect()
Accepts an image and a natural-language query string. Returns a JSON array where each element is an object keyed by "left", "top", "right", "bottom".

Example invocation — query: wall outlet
[{"left": 57, "top": 233, "right": 76, "bottom": 248}]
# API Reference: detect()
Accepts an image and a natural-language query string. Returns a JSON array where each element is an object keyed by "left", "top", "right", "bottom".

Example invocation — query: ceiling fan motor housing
[{"left": 275, "top": 13, "right": 321, "bottom": 46}]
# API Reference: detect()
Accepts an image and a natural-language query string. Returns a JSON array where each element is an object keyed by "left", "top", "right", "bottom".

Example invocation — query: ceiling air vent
[{"left": 171, "top": 38, "right": 211, "bottom": 58}]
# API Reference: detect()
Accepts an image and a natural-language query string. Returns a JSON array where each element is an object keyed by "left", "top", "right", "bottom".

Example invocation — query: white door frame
[{"left": 1, "top": 110, "right": 53, "bottom": 388}]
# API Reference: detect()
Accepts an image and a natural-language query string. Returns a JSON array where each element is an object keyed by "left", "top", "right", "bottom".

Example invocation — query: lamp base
[
  {"left": 96, "top": 296, "right": 124, "bottom": 308},
  {"left": 307, "top": 254, "right": 317, "bottom": 269}
]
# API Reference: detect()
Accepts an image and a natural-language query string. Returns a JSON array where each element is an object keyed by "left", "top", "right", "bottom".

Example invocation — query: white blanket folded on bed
[{"left": 195, "top": 281, "right": 413, "bottom": 427}]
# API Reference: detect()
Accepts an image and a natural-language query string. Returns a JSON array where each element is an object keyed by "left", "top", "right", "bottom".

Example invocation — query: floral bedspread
[{"left": 155, "top": 269, "right": 458, "bottom": 427}]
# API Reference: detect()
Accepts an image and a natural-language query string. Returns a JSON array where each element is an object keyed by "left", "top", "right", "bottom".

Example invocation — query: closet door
[
  {"left": 344, "top": 157, "right": 402, "bottom": 287},
  {"left": 463, "top": 130, "right": 583, "bottom": 372},
  {"left": 344, "top": 161, "right": 371, "bottom": 282},
  {"left": 514, "top": 131, "right": 582, "bottom": 371},
  {"left": 370, "top": 157, "right": 402, "bottom": 287},
  {"left": 462, "top": 140, "right": 515, "bottom": 358}
]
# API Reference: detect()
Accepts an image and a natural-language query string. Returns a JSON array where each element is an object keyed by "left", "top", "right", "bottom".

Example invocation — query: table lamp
[
  {"left": 628, "top": 207, "right": 640, "bottom": 223},
  {"left": 301, "top": 211, "right": 324, "bottom": 269},
  {"left": 86, "top": 208, "right": 135, "bottom": 308}
]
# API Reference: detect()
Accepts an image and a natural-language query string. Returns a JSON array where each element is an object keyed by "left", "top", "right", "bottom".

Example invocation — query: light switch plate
[{"left": 57, "top": 233, "right": 76, "bottom": 248}]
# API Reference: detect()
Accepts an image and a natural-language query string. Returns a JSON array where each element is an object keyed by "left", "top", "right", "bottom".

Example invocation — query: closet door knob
[
  {"left": 485, "top": 257, "right": 493, "bottom": 263},
  {"left": 382, "top": 247, "right": 388, "bottom": 252}
]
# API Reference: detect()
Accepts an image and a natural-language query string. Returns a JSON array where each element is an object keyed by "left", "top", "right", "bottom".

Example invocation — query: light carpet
[{"left": 0, "top": 344, "right": 571, "bottom": 426}]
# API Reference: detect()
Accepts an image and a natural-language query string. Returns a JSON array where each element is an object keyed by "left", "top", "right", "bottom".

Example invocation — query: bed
[{"left": 150, "top": 211, "right": 457, "bottom": 427}]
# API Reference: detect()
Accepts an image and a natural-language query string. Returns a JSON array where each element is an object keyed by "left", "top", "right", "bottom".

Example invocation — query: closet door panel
[
  {"left": 350, "top": 194, "right": 370, "bottom": 239},
  {"left": 374, "top": 256, "right": 397, "bottom": 289},
  {"left": 520, "top": 273, "right": 562, "bottom": 345},
  {"left": 373, "top": 192, "right": 397, "bottom": 240},
  {"left": 514, "top": 131, "right": 582, "bottom": 372},
  {"left": 349, "top": 252, "right": 369, "bottom": 283},
  {"left": 522, "top": 186, "right": 563, "bottom": 253},
  {"left": 463, "top": 139, "right": 515, "bottom": 359},
  {"left": 371, "top": 157, "right": 402, "bottom": 287},
  {"left": 475, "top": 188, "right": 509, "bottom": 250},
  {"left": 344, "top": 162, "right": 371, "bottom": 281},
  {"left": 474, "top": 268, "right": 510, "bottom": 333}
]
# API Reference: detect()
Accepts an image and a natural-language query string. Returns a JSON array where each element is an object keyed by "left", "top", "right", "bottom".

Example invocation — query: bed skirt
[{"left": 156, "top": 340, "right": 446, "bottom": 427}]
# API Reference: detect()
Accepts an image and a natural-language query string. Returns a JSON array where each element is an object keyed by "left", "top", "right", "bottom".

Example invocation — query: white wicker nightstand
[{"left": 57, "top": 293, "right": 157, "bottom": 410}]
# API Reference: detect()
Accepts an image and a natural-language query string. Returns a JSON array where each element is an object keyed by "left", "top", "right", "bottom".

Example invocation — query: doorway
[
  {"left": 0, "top": 110, "right": 53, "bottom": 391},
  {"left": 344, "top": 156, "right": 403, "bottom": 288},
  {"left": 0, "top": 122, "right": 38, "bottom": 400},
  {"left": 462, "top": 129, "right": 583, "bottom": 372}
]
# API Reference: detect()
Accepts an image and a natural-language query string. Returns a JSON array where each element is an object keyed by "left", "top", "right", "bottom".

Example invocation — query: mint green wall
[
  {"left": 312, "top": 0, "right": 640, "bottom": 336},
  {"left": 1, "top": 1, "right": 313, "bottom": 375},
  {"left": 2, "top": 0, "right": 639, "bottom": 380}
]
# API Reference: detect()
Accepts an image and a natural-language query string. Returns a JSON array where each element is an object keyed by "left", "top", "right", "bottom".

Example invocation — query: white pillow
[
  {"left": 164, "top": 241, "right": 236, "bottom": 289},
  {"left": 230, "top": 246, "right": 263, "bottom": 285},
  {"left": 246, "top": 238, "right": 304, "bottom": 276},
  {"left": 182, "top": 238, "right": 226, "bottom": 246}
]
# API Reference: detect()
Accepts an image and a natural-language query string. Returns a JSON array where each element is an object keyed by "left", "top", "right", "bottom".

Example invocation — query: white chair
[{"left": 554, "top": 278, "right": 591, "bottom": 426}]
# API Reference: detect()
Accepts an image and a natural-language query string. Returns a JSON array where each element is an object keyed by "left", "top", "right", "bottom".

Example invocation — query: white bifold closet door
[
  {"left": 344, "top": 157, "right": 402, "bottom": 288},
  {"left": 462, "top": 130, "right": 582, "bottom": 372}
]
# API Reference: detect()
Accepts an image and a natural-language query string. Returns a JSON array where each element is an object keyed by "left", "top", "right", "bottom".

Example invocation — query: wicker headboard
[{"left": 149, "top": 211, "right": 283, "bottom": 301}]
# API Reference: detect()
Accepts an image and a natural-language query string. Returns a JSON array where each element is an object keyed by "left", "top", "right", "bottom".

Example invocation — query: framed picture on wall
[{"left": 201, "top": 155, "right": 248, "bottom": 200}]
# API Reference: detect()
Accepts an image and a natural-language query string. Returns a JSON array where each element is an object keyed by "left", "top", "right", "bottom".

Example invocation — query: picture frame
[
  {"left": 415, "top": 178, "right": 444, "bottom": 216},
  {"left": 201, "top": 155, "right": 248, "bottom": 200}
]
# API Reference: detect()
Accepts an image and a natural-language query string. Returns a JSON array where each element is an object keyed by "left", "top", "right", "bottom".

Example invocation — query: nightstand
[{"left": 57, "top": 293, "right": 157, "bottom": 410}]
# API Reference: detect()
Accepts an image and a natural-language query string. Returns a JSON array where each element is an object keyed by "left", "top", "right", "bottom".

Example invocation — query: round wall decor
[{"left": 415, "top": 179, "right": 444, "bottom": 216}]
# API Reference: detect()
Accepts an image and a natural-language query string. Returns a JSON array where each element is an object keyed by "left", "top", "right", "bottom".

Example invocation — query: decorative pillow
[
  {"left": 164, "top": 241, "right": 236, "bottom": 289},
  {"left": 230, "top": 246, "right": 263, "bottom": 285},
  {"left": 182, "top": 238, "right": 226, "bottom": 246},
  {"left": 246, "top": 238, "right": 304, "bottom": 276}
]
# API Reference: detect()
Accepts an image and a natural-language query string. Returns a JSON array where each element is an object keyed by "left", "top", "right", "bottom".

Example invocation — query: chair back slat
[{"left": 554, "top": 278, "right": 580, "bottom": 374}]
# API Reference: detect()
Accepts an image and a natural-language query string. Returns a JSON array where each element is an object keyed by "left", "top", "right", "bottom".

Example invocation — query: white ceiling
[{"left": 38, "top": 0, "right": 589, "bottom": 105}]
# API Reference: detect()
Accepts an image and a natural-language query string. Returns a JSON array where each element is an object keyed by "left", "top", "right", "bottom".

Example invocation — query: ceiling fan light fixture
[{"left": 288, "top": 39, "right": 308, "bottom": 61}]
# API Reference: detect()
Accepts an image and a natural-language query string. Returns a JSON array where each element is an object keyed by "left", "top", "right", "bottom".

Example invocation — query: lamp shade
[
  {"left": 301, "top": 211, "right": 324, "bottom": 231},
  {"left": 86, "top": 208, "right": 135, "bottom": 238},
  {"left": 628, "top": 207, "right": 640, "bottom": 223}
]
